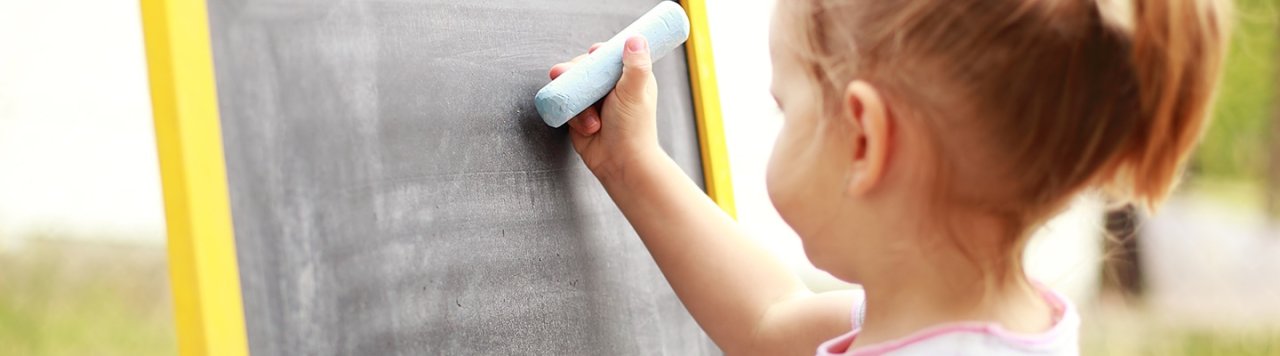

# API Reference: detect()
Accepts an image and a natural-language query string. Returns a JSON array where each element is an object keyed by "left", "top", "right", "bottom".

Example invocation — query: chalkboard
[{"left": 204, "top": 0, "right": 718, "bottom": 354}]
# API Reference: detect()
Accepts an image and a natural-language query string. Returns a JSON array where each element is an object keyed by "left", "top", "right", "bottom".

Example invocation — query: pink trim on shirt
[{"left": 817, "top": 285, "right": 1075, "bottom": 356}]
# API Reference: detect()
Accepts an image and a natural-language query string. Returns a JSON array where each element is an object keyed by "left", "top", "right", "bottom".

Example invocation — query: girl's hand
[{"left": 547, "top": 36, "right": 661, "bottom": 184}]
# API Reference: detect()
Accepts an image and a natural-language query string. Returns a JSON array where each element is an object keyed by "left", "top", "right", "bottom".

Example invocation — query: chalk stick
[{"left": 534, "top": 2, "right": 691, "bottom": 128}]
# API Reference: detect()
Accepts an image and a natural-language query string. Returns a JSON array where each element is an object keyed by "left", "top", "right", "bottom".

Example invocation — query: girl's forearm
[{"left": 599, "top": 150, "right": 810, "bottom": 352}]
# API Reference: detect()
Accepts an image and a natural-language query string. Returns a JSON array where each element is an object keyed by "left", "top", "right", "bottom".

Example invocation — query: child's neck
[{"left": 850, "top": 246, "right": 1054, "bottom": 348}]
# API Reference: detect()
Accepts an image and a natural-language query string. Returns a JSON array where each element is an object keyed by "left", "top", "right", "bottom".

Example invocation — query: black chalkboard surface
[{"left": 205, "top": 0, "right": 716, "bottom": 354}]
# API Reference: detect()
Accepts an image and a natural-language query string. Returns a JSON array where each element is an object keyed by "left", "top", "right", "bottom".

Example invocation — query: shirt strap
[{"left": 853, "top": 290, "right": 867, "bottom": 329}]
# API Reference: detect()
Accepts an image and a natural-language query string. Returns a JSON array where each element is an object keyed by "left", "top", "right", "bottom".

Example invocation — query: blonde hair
[
  {"left": 783, "top": 0, "right": 1231, "bottom": 277},
  {"left": 789, "top": 0, "right": 1230, "bottom": 236}
]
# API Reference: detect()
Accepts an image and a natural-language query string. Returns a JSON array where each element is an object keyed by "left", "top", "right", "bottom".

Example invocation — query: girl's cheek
[
  {"left": 766, "top": 128, "right": 806, "bottom": 222},
  {"left": 765, "top": 148, "right": 788, "bottom": 209},
  {"left": 766, "top": 169, "right": 802, "bottom": 230},
  {"left": 765, "top": 140, "right": 789, "bottom": 207}
]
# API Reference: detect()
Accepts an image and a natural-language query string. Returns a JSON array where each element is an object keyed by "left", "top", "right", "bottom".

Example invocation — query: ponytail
[{"left": 1118, "top": 0, "right": 1231, "bottom": 209}]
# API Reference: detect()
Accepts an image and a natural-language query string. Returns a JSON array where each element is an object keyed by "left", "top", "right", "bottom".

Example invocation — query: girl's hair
[{"left": 789, "top": 0, "right": 1230, "bottom": 273}]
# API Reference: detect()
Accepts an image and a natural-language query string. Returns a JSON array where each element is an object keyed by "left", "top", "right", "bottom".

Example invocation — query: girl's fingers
[
  {"left": 582, "top": 108, "right": 601, "bottom": 135},
  {"left": 553, "top": 43, "right": 609, "bottom": 136},
  {"left": 568, "top": 107, "right": 602, "bottom": 136},
  {"left": 549, "top": 62, "right": 571, "bottom": 79}
]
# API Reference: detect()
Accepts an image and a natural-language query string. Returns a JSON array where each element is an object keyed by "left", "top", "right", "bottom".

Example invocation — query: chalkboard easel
[{"left": 141, "top": 0, "right": 733, "bottom": 354}]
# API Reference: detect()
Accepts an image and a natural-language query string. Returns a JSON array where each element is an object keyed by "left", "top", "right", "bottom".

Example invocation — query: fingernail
[{"left": 627, "top": 37, "right": 646, "bottom": 53}]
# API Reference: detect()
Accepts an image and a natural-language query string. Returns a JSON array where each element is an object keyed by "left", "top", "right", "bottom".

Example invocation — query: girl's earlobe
[{"left": 843, "top": 80, "right": 890, "bottom": 197}]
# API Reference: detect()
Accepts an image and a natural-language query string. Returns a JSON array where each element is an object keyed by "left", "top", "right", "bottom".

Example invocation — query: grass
[
  {"left": 0, "top": 239, "right": 175, "bottom": 356},
  {"left": 1087, "top": 326, "right": 1280, "bottom": 356},
  {"left": 1082, "top": 297, "right": 1280, "bottom": 356}
]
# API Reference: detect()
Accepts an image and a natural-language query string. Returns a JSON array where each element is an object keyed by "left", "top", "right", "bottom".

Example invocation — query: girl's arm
[
  {"left": 607, "top": 147, "right": 857, "bottom": 355},
  {"left": 549, "top": 37, "right": 854, "bottom": 355}
]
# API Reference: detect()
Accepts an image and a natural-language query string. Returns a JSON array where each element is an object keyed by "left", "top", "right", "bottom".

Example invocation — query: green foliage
[
  {"left": 1195, "top": 0, "right": 1280, "bottom": 184},
  {"left": 0, "top": 240, "right": 175, "bottom": 356}
]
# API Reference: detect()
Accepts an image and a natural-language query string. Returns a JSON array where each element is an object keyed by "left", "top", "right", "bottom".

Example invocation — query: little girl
[{"left": 548, "top": 0, "right": 1228, "bottom": 354}]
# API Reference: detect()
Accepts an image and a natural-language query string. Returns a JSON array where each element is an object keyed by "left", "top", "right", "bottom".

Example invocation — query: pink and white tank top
[{"left": 816, "top": 286, "right": 1080, "bottom": 355}]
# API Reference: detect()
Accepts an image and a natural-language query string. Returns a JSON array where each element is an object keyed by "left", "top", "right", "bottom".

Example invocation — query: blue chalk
[{"left": 534, "top": 2, "right": 691, "bottom": 128}]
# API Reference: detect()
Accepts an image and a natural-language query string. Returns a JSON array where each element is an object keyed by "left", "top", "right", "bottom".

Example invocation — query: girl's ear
[{"left": 842, "top": 80, "right": 890, "bottom": 197}]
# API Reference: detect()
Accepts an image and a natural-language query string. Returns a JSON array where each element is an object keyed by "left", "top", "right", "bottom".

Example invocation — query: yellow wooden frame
[
  {"left": 682, "top": 0, "right": 736, "bottom": 218},
  {"left": 141, "top": 0, "right": 733, "bottom": 354},
  {"left": 140, "top": 0, "right": 249, "bottom": 354}
]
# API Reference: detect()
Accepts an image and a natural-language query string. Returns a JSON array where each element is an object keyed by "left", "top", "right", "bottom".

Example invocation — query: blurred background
[{"left": 0, "top": 0, "right": 1276, "bottom": 355}]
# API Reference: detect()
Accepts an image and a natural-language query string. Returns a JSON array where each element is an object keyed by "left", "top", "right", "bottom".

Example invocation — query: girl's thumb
[{"left": 615, "top": 36, "right": 656, "bottom": 106}]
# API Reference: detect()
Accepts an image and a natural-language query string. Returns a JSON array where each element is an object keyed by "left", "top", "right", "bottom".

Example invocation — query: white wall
[{"left": 0, "top": 0, "right": 164, "bottom": 245}]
